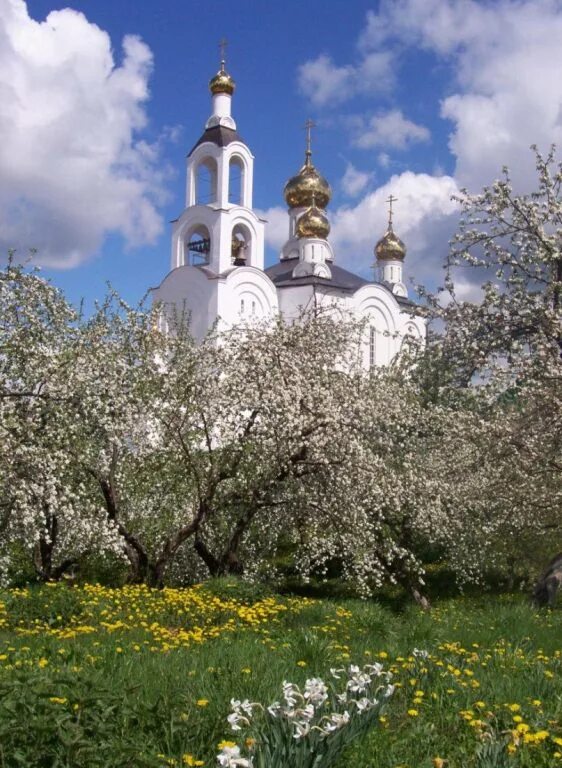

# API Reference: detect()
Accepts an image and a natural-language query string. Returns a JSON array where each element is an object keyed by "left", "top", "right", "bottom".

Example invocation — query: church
[{"left": 152, "top": 55, "right": 426, "bottom": 367}]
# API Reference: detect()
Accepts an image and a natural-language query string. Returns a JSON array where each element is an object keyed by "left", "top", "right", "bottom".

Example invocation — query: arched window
[
  {"left": 369, "top": 327, "right": 376, "bottom": 368},
  {"left": 228, "top": 156, "right": 244, "bottom": 205},
  {"left": 231, "top": 223, "right": 252, "bottom": 266},
  {"left": 196, "top": 158, "right": 217, "bottom": 204},
  {"left": 185, "top": 224, "right": 211, "bottom": 266}
]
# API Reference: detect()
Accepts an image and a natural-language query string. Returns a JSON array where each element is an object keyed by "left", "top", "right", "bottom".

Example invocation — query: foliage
[
  {"left": 0, "top": 583, "right": 561, "bottom": 767},
  {"left": 2, "top": 147, "right": 561, "bottom": 594},
  {"left": 415, "top": 147, "right": 562, "bottom": 583}
]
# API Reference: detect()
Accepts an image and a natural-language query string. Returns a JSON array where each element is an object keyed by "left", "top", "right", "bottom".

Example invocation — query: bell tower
[{"left": 170, "top": 45, "right": 265, "bottom": 276}]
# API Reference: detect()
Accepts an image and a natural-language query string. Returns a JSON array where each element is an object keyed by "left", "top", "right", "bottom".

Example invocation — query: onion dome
[
  {"left": 296, "top": 199, "right": 331, "bottom": 240},
  {"left": 284, "top": 153, "right": 331, "bottom": 209},
  {"left": 375, "top": 225, "right": 406, "bottom": 261},
  {"left": 209, "top": 61, "right": 235, "bottom": 95}
]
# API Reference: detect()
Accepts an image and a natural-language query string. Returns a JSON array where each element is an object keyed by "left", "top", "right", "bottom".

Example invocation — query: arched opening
[
  {"left": 196, "top": 158, "right": 218, "bottom": 205},
  {"left": 228, "top": 156, "right": 245, "bottom": 205},
  {"left": 369, "top": 327, "right": 376, "bottom": 368},
  {"left": 185, "top": 224, "right": 211, "bottom": 266},
  {"left": 231, "top": 223, "right": 252, "bottom": 267}
]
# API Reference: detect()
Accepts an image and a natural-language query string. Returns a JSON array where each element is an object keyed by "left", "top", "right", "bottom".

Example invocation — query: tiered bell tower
[{"left": 170, "top": 46, "right": 265, "bottom": 276}]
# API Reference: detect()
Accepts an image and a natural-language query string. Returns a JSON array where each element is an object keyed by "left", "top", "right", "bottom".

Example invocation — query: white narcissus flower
[
  {"left": 303, "top": 677, "right": 328, "bottom": 706},
  {"left": 216, "top": 744, "right": 252, "bottom": 767}
]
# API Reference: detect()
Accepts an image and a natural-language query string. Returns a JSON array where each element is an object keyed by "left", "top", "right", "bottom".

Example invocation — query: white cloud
[
  {"left": 378, "top": 152, "right": 391, "bottom": 168},
  {"left": 297, "top": 51, "right": 394, "bottom": 108},
  {"left": 341, "top": 163, "right": 372, "bottom": 197},
  {"left": 291, "top": 0, "right": 562, "bottom": 295},
  {"left": 257, "top": 206, "right": 288, "bottom": 252},
  {"left": 297, "top": 55, "right": 356, "bottom": 108},
  {"left": 353, "top": 110, "right": 430, "bottom": 150},
  {"left": 361, "top": 0, "right": 562, "bottom": 192},
  {"left": 0, "top": 0, "right": 167, "bottom": 267},
  {"left": 329, "top": 172, "right": 460, "bottom": 284}
]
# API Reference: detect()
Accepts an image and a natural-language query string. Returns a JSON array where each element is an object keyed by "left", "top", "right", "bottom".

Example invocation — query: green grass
[{"left": 0, "top": 583, "right": 560, "bottom": 767}]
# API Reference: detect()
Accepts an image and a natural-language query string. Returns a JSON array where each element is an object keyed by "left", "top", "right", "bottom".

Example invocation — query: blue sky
[{"left": 3, "top": 0, "right": 562, "bottom": 307}]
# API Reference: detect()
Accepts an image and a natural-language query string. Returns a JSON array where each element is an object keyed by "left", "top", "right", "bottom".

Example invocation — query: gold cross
[
  {"left": 304, "top": 118, "right": 316, "bottom": 156},
  {"left": 386, "top": 194, "right": 398, "bottom": 227},
  {"left": 219, "top": 38, "right": 228, "bottom": 67}
]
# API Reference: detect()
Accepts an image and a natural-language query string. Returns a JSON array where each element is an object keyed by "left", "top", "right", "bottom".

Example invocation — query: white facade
[{"left": 152, "top": 64, "right": 426, "bottom": 362}]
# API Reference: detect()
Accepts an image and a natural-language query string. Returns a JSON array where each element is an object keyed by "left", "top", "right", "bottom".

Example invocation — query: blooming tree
[
  {"left": 417, "top": 147, "right": 562, "bottom": 582},
  {"left": 0, "top": 262, "right": 121, "bottom": 583}
]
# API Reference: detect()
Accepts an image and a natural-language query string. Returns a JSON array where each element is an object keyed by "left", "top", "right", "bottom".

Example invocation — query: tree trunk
[
  {"left": 194, "top": 536, "right": 221, "bottom": 576},
  {"left": 33, "top": 509, "right": 57, "bottom": 581},
  {"left": 410, "top": 584, "right": 431, "bottom": 611}
]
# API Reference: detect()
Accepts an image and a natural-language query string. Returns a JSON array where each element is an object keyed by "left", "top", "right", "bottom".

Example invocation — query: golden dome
[
  {"left": 375, "top": 226, "right": 406, "bottom": 261},
  {"left": 209, "top": 63, "right": 235, "bottom": 95},
  {"left": 284, "top": 154, "right": 332, "bottom": 209},
  {"left": 296, "top": 202, "right": 331, "bottom": 240}
]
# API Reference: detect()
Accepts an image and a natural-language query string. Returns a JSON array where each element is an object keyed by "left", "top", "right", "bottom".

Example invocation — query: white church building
[{"left": 152, "top": 57, "right": 426, "bottom": 367}]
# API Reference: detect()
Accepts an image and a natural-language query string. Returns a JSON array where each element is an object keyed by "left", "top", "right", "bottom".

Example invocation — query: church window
[
  {"left": 231, "top": 223, "right": 252, "bottom": 267},
  {"left": 240, "top": 298, "right": 245, "bottom": 315},
  {"left": 228, "top": 157, "right": 244, "bottom": 205},
  {"left": 251, "top": 300, "right": 256, "bottom": 315},
  {"left": 195, "top": 158, "right": 217, "bottom": 204},
  {"left": 186, "top": 225, "right": 211, "bottom": 266},
  {"left": 369, "top": 327, "right": 376, "bottom": 368}
]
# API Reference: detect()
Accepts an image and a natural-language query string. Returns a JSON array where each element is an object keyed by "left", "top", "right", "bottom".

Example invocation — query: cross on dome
[
  {"left": 386, "top": 194, "right": 398, "bottom": 229},
  {"left": 304, "top": 118, "right": 316, "bottom": 163},
  {"left": 219, "top": 37, "right": 228, "bottom": 70}
]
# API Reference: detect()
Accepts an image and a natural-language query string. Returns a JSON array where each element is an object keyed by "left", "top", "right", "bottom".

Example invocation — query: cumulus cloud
[
  {"left": 352, "top": 110, "right": 430, "bottom": 150},
  {"left": 361, "top": 0, "right": 562, "bottom": 192},
  {"left": 329, "top": 172, "right": 460, "bottom": 284},
  {"left": 0, "top": 0, "right": 168, "bottom": 267},
  {"left": 341, "top": 163, "right": 372, "bottom": 197},
  {"left": 256, "top": 206, "right": 288, "bottom": 252},
  {"left": 292, "top": 0, "right": 562, "bottom": 295},
  {"left": 297, "top": 51, "right": 394, "bottom": 108}
]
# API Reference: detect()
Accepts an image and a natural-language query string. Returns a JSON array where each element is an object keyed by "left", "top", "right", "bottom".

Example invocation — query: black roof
[
  {"left": 188, "top": 125, "right": 245, "bottom": 156},
  {"left": 265, "top": 258, "right": 369, "bottom": 293}
]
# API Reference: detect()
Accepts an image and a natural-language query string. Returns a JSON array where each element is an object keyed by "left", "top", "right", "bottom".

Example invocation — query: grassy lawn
[{"left": 0, "top": 581, "right": 560, "bottom": 767}]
